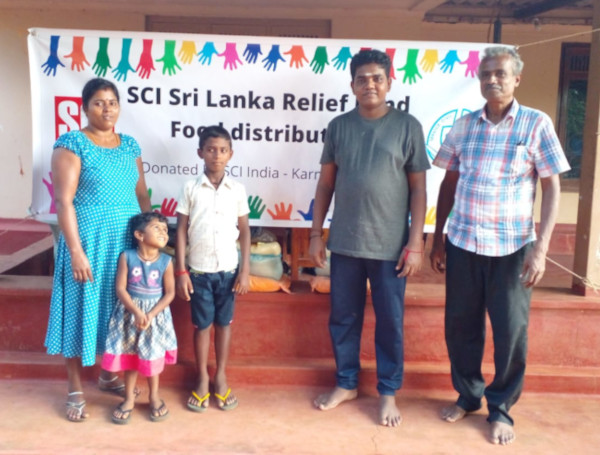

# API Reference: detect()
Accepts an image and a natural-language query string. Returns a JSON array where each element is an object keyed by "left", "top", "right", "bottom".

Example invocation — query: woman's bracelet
[
  {"left": 310, "top": 232, "right": 323, "bottom": 239},
  {"left": 175, "top": 270, "right": 189, "bottom": 276}
]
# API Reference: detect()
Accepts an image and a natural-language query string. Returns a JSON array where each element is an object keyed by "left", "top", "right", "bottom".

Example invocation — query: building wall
[{"left": 0, "top": 5, "right": 589, "bottom": 221}]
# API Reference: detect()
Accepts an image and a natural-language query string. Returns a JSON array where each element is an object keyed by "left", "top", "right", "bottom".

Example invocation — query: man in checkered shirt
[{"left": 430, "top": 46, "right": 570, "bottom": 446}]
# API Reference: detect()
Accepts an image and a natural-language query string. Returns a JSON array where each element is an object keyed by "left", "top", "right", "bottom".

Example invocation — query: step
[
  {"left": 2, "top": 275, "right": 600, "bottom": 368},
  {"left": 2, "top": 350, "right": 600, "bottom": 395}
]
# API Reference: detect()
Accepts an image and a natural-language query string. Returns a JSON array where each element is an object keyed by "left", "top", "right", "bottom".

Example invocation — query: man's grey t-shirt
[{"left": 320, "top": 107, "right": 430, "bottom": 261}]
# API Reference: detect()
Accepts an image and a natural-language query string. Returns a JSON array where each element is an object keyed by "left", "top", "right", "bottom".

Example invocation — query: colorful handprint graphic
[
  {"left": 397, "top": 49, "right": 422, "bottom": 84},
  {"left": 136, "top": 39, "right": 155, "bottom": 79},
  {"left": 243, "top": 44, "right": 262, "bottom": 64},
  {"left": 284, "top": 45, "right": 309, "bottom": 69},
  {"left": 64, "top": 36, "right": 90, "bottom": 72},
  {"left": 219, "top": 43, "right": 243, "bottom": 70},
  {"left": 157, "top": 40, "right": 181, "bottom": 75},
  {"left": 263, "top": 45, "right": 285, "bottom": 71},
  {"left": 112, "top": 38, "right": 135, "bottom": 81},
  {"left": 310, "top": 47, "right": 329, "bottom": 74},
  {"left": 41, "top": 35, "right": 65, "bottom": 76},
  {"left": 92, "top": 37, "right": 111, "bottom": 77},
  {"left": 178, "top": 40, "right": 197, "bottom": 65},
  {"left": 248, "top": 195, "right": 266, "bottom": 219},
  {"left": 197, "top": 41, "right": 219, "bottom": 65},
  {"left": 267, "top": 202, "right": 293, "bottom": 220}
]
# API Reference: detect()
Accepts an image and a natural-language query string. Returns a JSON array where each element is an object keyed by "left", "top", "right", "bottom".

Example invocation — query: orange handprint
[
  {"left": 267, "top": 202, "right": 293, "bottom": 220},
  {"left": 284, "top": 45, "right": 309, "bottom": 69}
]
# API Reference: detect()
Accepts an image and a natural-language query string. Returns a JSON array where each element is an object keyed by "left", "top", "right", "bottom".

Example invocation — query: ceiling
[
  {"left": 0, "top": 0, "right": 593, "bottom": 26},
  {"left": 425, "top": 0, "right": 594, "bottom": 25}
]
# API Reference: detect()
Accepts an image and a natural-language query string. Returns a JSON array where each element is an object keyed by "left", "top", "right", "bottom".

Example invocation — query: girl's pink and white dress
[{"left": 101, "top": 249, "right": 177, "bottom": 376}]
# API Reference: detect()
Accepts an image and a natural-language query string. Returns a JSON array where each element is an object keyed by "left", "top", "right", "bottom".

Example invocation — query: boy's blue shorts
[{"left": 189, "top": 268, "right": 238, "bottom": 330}]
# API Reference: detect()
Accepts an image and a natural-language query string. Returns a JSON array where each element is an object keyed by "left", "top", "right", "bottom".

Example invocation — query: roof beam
[{"left": 514, "top": 0, "right": 581, "bottom": 19}]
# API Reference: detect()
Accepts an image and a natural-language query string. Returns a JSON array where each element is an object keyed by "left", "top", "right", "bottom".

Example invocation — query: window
[{"left": 556, "top": 43, "right": 589, "bottom": 191}]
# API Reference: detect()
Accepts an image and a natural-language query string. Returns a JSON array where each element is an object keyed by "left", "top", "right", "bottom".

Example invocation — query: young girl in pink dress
[{"left": 102, "top": 212, "right": 177, "bottom": 424}]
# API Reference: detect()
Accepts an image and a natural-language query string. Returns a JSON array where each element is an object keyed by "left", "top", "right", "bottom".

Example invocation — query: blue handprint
[
  {"left": 243, "top": 44, "right": 262, "bottom": 64},
  {"left": 112, "top": 38, "right": 135, "bottom": 82},
  {"left": 41, "top": 35, "right": 65, "bottom": 76},
  {"left": 439, "top": 50, "right": 461, "bottom": 74},
  {"left": 332, "top": 47, "right": 352, "bottom": 71},
  {"left": 262, "top": 45, "right": 285, "bottom": 71},
  {"left": 297, "top": 199, "right": 315, "bottom": 221},
  {"left": 197, "top": 41, "right": 219, "bottom": 65}
]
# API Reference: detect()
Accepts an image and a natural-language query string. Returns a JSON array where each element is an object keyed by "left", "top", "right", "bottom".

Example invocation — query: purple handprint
[
  {"left": 41, "top": 35, "right": 65, "bottom": 76},
  {"left": 262, "top": 45, "right": 286, "bottom": 71},
  {"left": 440, "top": 50, "right": 461, "bottom": 74},
  {"left": 136, "top": 39, "right": 155, "bottom": 79},
  {"left": 243, "top": 44, "right": 262, "bottom": 64},
  {"left": 42, "top": 172, "right": 56, "bottom": 214},
  {"left": 219, "top": 43, "right": 243, "bottom": 70},
  {"left": 461, "top": 50, "right": 480, "bottom": 78}
]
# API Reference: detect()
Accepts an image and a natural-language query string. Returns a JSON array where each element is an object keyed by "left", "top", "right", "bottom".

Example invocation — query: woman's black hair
[{"left": 82, "top": 77, "right": 120, "bottom": 107}]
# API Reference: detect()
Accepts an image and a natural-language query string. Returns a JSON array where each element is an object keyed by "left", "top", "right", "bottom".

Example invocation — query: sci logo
[{"left": 425, "top": 108, "right": 471, "bottom": 161}]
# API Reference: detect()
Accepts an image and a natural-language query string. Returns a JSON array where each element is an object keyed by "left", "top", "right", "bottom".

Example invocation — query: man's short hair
[
  {"left": 479, "top": 46, "right": 524, "bottom": 77},
  {"left": 199, "top": 125, "right": 232, "bottom": 149},
  {"left": 350, "top": 49, "right": 391, "bottom": 80}
]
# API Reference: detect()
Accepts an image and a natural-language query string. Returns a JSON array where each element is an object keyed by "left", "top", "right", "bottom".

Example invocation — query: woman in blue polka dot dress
[{"left": 45, "top": 78, "right": 151, "bottom": 422}]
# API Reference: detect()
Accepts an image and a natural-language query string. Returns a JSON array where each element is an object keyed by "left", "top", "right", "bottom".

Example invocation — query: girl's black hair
[{"left": 130, "top": 212, "right": 168, "bottom": 246}]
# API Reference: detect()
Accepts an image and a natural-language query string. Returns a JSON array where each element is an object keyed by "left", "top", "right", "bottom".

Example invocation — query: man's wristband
[{"left": 175, "top": 270, "right": 189, "bottom": 276}]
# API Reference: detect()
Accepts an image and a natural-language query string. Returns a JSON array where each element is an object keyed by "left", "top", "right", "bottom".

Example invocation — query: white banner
[{"left": 28, "top": 28, "right": 488, "bottom": 230}]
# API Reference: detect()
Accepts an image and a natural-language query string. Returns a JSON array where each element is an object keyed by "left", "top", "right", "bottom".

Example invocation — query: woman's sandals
[{"left": 65, "top": 391, "right": 89, "bottom": 422}]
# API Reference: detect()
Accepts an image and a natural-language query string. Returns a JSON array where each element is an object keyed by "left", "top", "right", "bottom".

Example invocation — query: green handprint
[
  {"left": 248, "top": 195, "right": 266, "bottom": 219},
  {"left": 92, "top": 37, "right": 111, "bottom": 77},
  {"left": 148, "top": 188, "right": 162, "bottom": 211},
  {"left": 310, "top": 46, "right": 329, "bottom": 74},
  {"left": 157, "top": 40, "right": 182, "bottom": 76},
  {"left": 397, "top": 49, "right": 422, "bottom": 85},
  {"left": 420, "top": 49, "right": 439, "bottom": 73}
]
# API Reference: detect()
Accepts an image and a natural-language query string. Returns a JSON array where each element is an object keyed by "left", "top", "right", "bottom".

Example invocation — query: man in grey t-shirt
[{"left": 309, "top": 49, "right": 430, "bottom": 427}]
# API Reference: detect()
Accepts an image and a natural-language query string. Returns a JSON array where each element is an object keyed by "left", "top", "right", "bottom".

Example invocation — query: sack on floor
[
  {"left": 249, "top": 253, "right": 284, "bottom": 280},
  {"left": 248, "top": 274, "right": 291, "bottom": 293}
]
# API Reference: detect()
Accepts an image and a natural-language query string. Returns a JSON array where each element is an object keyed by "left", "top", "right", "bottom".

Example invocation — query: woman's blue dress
[{"left": 45, "top": 130, "right": 142, "bottom": 367}]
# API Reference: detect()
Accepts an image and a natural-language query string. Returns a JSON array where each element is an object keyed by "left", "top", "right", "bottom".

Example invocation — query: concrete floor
[{"left": 2, "top": 379, "right": 600, "bottom": 454}]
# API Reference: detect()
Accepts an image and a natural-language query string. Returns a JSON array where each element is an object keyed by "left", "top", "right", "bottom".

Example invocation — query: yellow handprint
[
  {"left": 425, "top": 206, "right": 437, "bottom": 226},
  {"left": 178, "top": 40, "right": 197, "bottom": 65},
  {"left": 420, "top": 49, "right": 439, "bottom": 73}
]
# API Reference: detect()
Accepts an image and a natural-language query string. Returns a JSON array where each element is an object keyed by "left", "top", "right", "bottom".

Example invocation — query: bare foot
[
  {"left": 440, "top": 404, "right": 468, "bottom": 422},
  {"left": 313, "top": 387, "right": 357, "bottom": 411},
  {"left": 489, "top": 421, "right": 515, "bottom": 445},
  {"left": 379, "top": 395, "right": 402, "bottom": 427}
]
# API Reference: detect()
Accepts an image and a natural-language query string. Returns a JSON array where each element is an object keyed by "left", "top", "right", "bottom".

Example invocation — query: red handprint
[{"left": 136, "top": 39, "right": 155, "bottom": 79}]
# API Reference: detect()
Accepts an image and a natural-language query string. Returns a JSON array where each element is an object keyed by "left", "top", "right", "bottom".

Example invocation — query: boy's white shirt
[{"left": 176, "top": 174, "right": 250, "bottom": 273}]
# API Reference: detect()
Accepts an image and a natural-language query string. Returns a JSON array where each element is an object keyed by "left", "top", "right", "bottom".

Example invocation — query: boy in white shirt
[{"left": 175, "top": 125, "right": 251, "bottom": 412}]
